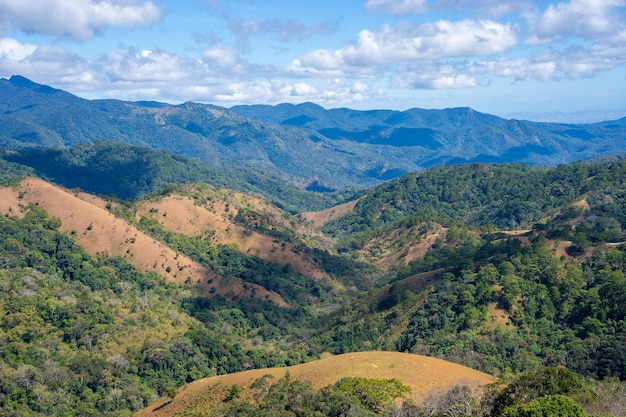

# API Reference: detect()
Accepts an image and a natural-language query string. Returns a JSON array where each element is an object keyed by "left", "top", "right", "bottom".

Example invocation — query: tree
[
  {"left": 501, "top": 394, "right": 585, "bottom": 417},
  {"left": 487, "top": 367, "right": 586, "bottom": 417},
  {"left": 333, "top": 377, "right": 411, "bottom": 413},
  {"left": 423, "top": 385, "right": 477, "bottom": 417}
]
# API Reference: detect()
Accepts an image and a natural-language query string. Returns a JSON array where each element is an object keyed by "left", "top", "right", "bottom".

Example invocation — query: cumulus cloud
[
  {"left": 202, "top": 46, "right": 241, "bottom": 69},
  {"left": 469, "top": 58, "right": 557, "bottom": 81},
  {"left": 2, "top": 0, "right": 624, "bottom": 106},
  {"left": 527, "top": 0, "right": 626, "bottom": 44},
  {"left": 0, "top": 37, "right": 89, "bottom": 81},
  {"left": 390, "top": 62, "right": 478, "bottom": 89},
  {"left": 0, "top": 0, "right": 164, "bottom": 41},
  {"left": 292, "top": 18, "right": 517, "bottom": 74}
]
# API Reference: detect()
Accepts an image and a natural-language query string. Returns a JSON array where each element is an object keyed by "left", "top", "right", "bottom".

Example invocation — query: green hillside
[
  {"left": 2, "top": 158, "right": 626, "bottom": 416},
  {"left": 0, "top": 140, "right": 348, "bottom": 212},
  {"left": 0, "top": 208, "right": 313, "bottom": 416}
]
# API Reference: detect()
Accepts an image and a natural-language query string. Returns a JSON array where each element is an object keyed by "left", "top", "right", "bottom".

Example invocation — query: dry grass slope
[
  {"left": 0, "top": 178, "right": 287, "bottom": 306},
  {"left": 134, "top": 351, "right": 493, "bottom": 417},
  {"left": 299, "top": 199, "right": 359, "bottom": 228},
  {"left": 136, "top": 193, "right": 331, "bottom": 281}
]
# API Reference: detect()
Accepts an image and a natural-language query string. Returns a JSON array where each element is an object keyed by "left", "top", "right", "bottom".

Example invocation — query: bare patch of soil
[{"left": 487, "top": 303, "right": 510, "bottom": 327}]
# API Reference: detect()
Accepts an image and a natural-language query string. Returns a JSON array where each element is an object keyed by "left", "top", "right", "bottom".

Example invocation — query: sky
[{"left": 0, "top": 0, "right": 625, "bottom": 120}]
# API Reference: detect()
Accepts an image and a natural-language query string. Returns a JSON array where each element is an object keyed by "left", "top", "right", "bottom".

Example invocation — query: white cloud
[
  {"left": 101, "top": 48, "right": 205, "bottom": 83},
  {"left": 351, "top": 81, "right": 370, "bottom": 93},
  {"left": 429, "top": 74, "right": 477, "bottom": 89},
  {"left": 0, "top": 37, "right": 37, "bottom": 62},
  {"left": 555, "top": 44, "right": 626, "bottom": 77},
  {"left": 391, "top": 62, "right": 478, "bottom": 89},
  {"left": 469, "top": 58, "right": 557, "bottom": 81},
  {"left": 292, "top": 18, "right": 517, "bottom": 74},
  {"left": 202, "top": 46, "right": 241, "bottom": 69},
  {"left": 291, "top": 83, "right": 318, "bottom": 96},
  {"left": 0, "top": 37, "right": 89, "bottom": 81},
  {"left": 0, "top": 0, "right": 164, "bottom": 41},
  {"left": 527, "top": 0, "right": 626, "bottom": 44}
]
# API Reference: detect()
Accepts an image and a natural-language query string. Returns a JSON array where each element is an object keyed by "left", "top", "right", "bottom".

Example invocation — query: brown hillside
[
  {"left": 0, "top": 178, "right": 286, "bottom": 306},
  {"left": 136, "top": 193, "right": 331, "bottom": 281},
  {"left": 134, "top": 351, "right": 494, "bottom": 417},
  {"left": 361, "top": 223, "right": 450, "bottom": 268},
  {"left": 300, "top": 199, "right": 359, "bottom": 228}
]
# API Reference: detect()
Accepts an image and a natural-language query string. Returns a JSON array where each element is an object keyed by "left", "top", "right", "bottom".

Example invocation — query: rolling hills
[
  {"left": 3, "top": 75, "right": 626, "bottom": 416},
  {"left": 2, "top": 159, "right": 626, "bottom": 416},
  {"left": 0, "top": 177, "right": 287, "bottom": 306}
]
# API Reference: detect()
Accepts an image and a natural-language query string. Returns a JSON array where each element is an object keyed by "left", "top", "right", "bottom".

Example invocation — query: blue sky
[{"left": 1, "top": 0, "right": 625, "bottom": 120}]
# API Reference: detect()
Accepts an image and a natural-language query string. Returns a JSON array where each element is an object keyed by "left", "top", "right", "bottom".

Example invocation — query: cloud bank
[{"left": 0, "top": 0, "right": 624, "bottom": 109}]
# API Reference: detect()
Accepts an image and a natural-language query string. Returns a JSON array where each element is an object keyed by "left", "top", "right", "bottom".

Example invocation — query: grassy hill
[
  {"left": 134, "top": 351, "right": 493, "bottom": 417},
  {"left": 0, "top": 177, "right": 288, "bottom": 305}
]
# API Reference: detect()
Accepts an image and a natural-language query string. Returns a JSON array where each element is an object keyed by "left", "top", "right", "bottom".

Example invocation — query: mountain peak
[{"left": 8, "top": 75, "right": 62, "bottom": 95}]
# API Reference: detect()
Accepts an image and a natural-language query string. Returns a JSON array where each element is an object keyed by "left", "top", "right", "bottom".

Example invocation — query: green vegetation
[
  {"left": 325, "top": 160, "right": 626, "bottom": 236},
  {"left": 315, "top": 231, "right": 626, "bottom": 380},
  {"left": 0, "top": 208, "right": 306, "bottom": 416},
  {"left": 4, "top": 76, "right": 626, "bottom": 193},
  {"left": 4, "top": 157, "right": 626, "bottom": 415},
  {"left": 215, "top": 375, "right": 412, "bottom": 417},
  {"left": 1, "top": 141, "right": 349, "bottom": 212},
  {"left": 209, "top": 366, "right": 626, "bottom": 416}
]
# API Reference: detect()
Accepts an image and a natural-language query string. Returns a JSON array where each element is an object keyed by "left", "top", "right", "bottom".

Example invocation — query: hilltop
[{"left": 135, "top": 351, "right": 493, "bottom": 417}]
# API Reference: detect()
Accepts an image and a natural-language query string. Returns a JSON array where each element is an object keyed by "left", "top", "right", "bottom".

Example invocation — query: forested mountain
[
  {"left": 322, "top": 159, "right": 626, "bottom": 236},
  {"left": 3, "top": 75, "right": 626, "bottom": 191},
  {"left": 231, "top": 102, "right": 626, "bottom": 168}
]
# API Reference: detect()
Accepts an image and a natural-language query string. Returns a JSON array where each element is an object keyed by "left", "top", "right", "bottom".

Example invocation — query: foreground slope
[{"left": 134, "top": 351, "right": 493, "bottom": 417}]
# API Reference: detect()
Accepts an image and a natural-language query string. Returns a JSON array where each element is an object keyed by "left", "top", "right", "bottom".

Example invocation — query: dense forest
[{"left": 2, "top": 158, "right": 626, "bottom": 416}]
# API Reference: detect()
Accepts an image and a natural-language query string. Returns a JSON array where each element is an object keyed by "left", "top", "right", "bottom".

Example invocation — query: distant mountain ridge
[{"left": 3, "top": 75, "right": 626, "bottom": 190}]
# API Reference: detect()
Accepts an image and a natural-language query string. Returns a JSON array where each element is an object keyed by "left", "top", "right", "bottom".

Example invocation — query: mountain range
[{"left": 2, "top": 75, "right": 626, "bottom": 192}]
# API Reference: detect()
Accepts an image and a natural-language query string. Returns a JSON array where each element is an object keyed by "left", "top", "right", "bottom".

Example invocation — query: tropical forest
[{"left": 1, "top": 76, "right": 626, "bottom": 416}]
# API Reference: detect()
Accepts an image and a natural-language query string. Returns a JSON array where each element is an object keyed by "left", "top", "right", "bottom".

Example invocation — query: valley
[{"left": 0, "top": 77, "right": 626, "bottom": 416}]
